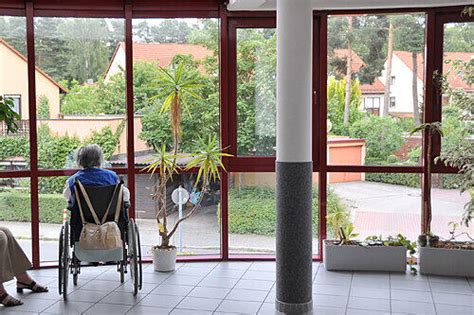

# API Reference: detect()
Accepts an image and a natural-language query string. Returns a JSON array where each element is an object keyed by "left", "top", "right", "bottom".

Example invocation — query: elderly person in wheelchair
[{"left": 58, "top": 144, "right": 142, "bottom": 299}]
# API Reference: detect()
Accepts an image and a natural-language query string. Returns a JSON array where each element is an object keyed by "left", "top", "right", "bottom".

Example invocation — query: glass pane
[
  {"left": 328, "top": 172, "right": 421, "bottom": 241},
  {"left": 236, "top": 28, "right": 276, "bottom": 156},
  {"left": 34, "top": 17, "right": 127, "bottom": 169},
  {"left": 441, "top": 22, "right": 473, "bottom": 155},
  {"left": 135, "top": 173, "right": 221, "bottom": 257},
  {"left": 431, "top": 174, "right": 473, "bottom": 240},
  {"left": 0, "top": 177, "right": 31, "bottom": 260},
  {"left": 0, "top": 16, "right": 30, "bottom": 171},
  {"left": 327, "top": 14, "right": 426, "bottom": 166},
  {"left": 229, "top": 172, "right": 319, "bottom": 256},
  {"left": 132, "top": 18, "right": 219, "bottom": 166}
]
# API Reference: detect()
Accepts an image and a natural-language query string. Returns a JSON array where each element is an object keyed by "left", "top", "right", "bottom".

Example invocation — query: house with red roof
[
  {"left": 0, "top": 38, "right": 66, "bottom": 120},
  {"left": 104, "top": 42, "right": 213, "bottom": 81},
  {"left": 379, "top": 51, "right": 473, "bottom": 117}
]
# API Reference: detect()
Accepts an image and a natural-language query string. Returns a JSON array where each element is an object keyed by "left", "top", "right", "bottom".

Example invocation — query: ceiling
[{"left": 227, "top": 0, "right": 472, "bottom": 11}]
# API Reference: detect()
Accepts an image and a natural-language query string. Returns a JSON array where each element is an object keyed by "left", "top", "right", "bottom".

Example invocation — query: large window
[
  {"left": 327, "top": 13, "right": 426, "bottom": 166},
  {"left": 34, "top": 17, "right": 126, "bottom": 170}
]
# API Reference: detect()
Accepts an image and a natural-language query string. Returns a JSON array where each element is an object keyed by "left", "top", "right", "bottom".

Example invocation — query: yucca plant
[{"left": 144, "top": 136, "right": 230, "bottom": 249}]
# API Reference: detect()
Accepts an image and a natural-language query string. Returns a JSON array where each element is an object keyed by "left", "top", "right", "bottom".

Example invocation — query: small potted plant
[
  {"left": 143, "top": 62, "right": 230, "bottom": 272},
  {"left": 323, "top": 223, "right": 414, "bottom": 272}
]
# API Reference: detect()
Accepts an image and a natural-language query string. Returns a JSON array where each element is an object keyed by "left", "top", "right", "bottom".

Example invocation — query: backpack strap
[
  {"left": 76, "top": 180, "right": 101, "bottom": 225},
  {"left": 101, "top": 183, "right": 122, "bottom": 224},
  {"left": 112, "top": 184, "right": 123, "bottom": 223}
]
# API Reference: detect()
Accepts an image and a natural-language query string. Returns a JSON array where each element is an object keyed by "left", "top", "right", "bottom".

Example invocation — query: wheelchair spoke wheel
[
  {"left": 135, "top": 221, "right": 143, "bottom": 290},
  {"left": 128, "top": 219, "right": 139, "bottom": 296},
  {"left": 58, "top": 225, "right": 64, "bottom": 295},
  {"left": 62, "top": 222, "right": 70, "bottom": 300}
]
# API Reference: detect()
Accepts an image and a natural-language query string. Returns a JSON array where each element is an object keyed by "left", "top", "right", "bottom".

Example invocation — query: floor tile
[
  {"left": 172, "top": 267, "right": 212, "bottom": 277},
  {"left": 115, "top": 281, "right": 158, "bottom": 294},
  {"left": 428, "top": 275, "right": 469, "bottom": 285},
  {"left": 81, "top": 279, "right": 122, "bottom": 291},
  {"left": 66, "top": 289, "right": 110, "bottom": 303},
  {"left": 149, "top": 284, "right": 194, "bottom": 297},
  {"left": 182, "top": 262, "right": 218, "bottom": 269},
  {"left": 390, "top": 272, "right": 428, "bottom": 282},
  {"left": 198, "top": 277, "right": 239, "bottom": 289},
  {"left": 351, "top": 277, "right": 389, "bottom": 289},
  {"left": 313, "top": 294, "right": 348, "bottom": 308},
  {"left": 2, "top": 298, "right": 57, "bottom": 313},
  {"left": 390, "top": 279, "right": 431, "bottom": 291},
  {"left": 347, "top": 296, "right": 390, "bottom": 312},
  {"left": 126, "top": 305, "right": 173, "bottom": 314},
  {"left": 391, "top": 288, "right": 433, "bottom": 303},
  {"left": 242, "top": 271, "right": 275, "bottom": 281},
  {"left": 432, "top": 292, "right": 473, "bottom": 307},
  {"left": 313, "top": 283, "right": 350, "bottom": 297},
  {"left": 350, "top": 286, "right": 390, "bottom": 299},
  {"left": 176, "top": 297, "right": 221, "bottom": 311},
  {"left": 430, "top": 281, "right": 472, "bottom": 294},
  {"left": 99, "top": 291, "right": 144, "bottom": 305},
  {"left": 213, "top": 262, "right": 252, "bottom": 271},
  {"left": 83, "top": 303, "right": 132, "bottom": 314},
  {"left": 42, "top": 300, "right": 93, "bottom": 314},
  {"left": 314, "top": 274, "right": 352, "bottom": 286},
  {"left": 391, "top": 299, "right": 436, "bottom": 314},
  {"left": 206, "top": 269, "right": 246, "bottom": 279},
  {"left": 346, "top": 308, "right": 390, "bottom": 315},
  {"left": 226, "top": 288, "right": 268, "bottom": 302},
  {"left": 188, "top": 286, "right": 230, "bottom": 299},
  {"left": 138, "top": 271, "right": 171, "bottom": 284},
  {"left": 216, "top": 300, "right": 262, "bottom": 314},
  {"left": 138, "top": 294, "right": 183, "bottom": 308},
  {"left": 162, "top": 275, "right": 203, "bottom": 286},
  {"left": 309, "top": 306, "right": 346, "bottom": 315},
  {"left": 170, "top": 309, "right": 213, "bottom": 315},
  {"left": 257, "top": 302, "right": 276, "bottom": 315},
  {"left": 235, "top": 279, "right": 274, "bottom": 291},
  {"left": 248, "top": 262, "right": 276, "bottom": 272},
  {"left": 21, "top": 290, "right": 62, "bottom": 301},
  {"left": 436, "top": 303, "right": 474, "bottom": 315},
  {"left": 0, "top": 310, "right": 39, "bottom": 315}
]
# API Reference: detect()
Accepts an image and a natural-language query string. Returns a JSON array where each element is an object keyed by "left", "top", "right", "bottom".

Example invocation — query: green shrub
[
  {"left": 349, "top": 115, "right": 404, "bottom": 162},
  {"left": 366, "top": 173, "right": 420, "bottom": 188},
  {"left": 228, "top": 186, "right": 347, "bottom": 238},
  {"left": 0, "top": 136, "right": 29, "bottom": 160},
  {"left": 37, "top": 95, "right": 50, "bottom": 119},
  {"left": 0, "top": 191, "right": 65, "bottom": 224}
]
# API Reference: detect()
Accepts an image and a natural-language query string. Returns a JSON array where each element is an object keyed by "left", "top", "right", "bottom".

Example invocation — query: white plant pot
[
  {"left": 419, "top": 246, "right": 474, "bottom": 277},
  {"left": 323, "top": 240, "right": 407, "bottom": 272},
  {"left": 152, "top": 247, "right": 177, "bottom": 272}
]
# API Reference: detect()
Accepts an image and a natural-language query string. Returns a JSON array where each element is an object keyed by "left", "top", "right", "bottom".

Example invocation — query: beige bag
[{"left": 74, "top": 180, "right": 123, "bottom": 251}]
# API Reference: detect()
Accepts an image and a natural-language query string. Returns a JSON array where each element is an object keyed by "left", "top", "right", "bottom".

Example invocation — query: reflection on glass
[
  {"left": 134, "top": 173, "right": 221, "bottom": 257},
  {"left": 328, "top": 172, "right": 422, "bottom": 241},
  {"left": 34, "top": 17, "right": 126, "bottom": 170},
  {"left": 327, "top": 14, "right": 426, "bottom": 166},
  {"left": 0, "top": 177, "right": 31, "bottom": 260},
  {"left": 237, "top": 29, "right": 276, "bottom": 156},
  {"left": 0, "top": 16, "right": 30, "bottom": 170}
]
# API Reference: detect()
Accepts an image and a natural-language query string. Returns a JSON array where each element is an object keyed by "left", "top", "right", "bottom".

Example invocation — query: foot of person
[
  {"left": 0, "top": 291, "right": 23, "bottom": 307},
  {"left": 16, "top": 273, "right": 48, "bottom": 293}
]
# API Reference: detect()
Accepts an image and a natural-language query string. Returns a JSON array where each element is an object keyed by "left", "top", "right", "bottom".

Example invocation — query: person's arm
[{"left": 63, "top": 180, "right": 71, "bottom": 201}]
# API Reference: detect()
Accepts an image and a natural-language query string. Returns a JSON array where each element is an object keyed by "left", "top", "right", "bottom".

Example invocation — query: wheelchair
[{"left": 58, "top": 179, "right": 142, "bottom": 300}]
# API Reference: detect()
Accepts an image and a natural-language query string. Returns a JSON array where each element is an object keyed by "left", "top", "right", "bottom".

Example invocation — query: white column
[
  {"left": 275, "top": 0, "right": 313, "bottom": 313},
  {"left": 276, "top": 0, "right": 312, "bottom": 163}
]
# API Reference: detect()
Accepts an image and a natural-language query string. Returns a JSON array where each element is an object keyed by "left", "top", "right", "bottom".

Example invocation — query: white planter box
[
  {"left": 419, "top": 246, "right": 474, "bottom": 277},
  {"left": 152, "top": 247, "right": 177, "bottom": 272},
  {"left": 323, "top": 241, "right": 407, "bottom": 272}
]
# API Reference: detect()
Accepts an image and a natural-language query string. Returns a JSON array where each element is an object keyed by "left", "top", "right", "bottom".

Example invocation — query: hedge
[
  {"left": 0, "top": 191, "right": 65, "bottom": 224},
  {"left": 228, "top": 186, "right": 347, "bottom": 238}
]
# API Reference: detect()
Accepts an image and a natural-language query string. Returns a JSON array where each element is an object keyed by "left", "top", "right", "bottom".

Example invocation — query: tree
[
  {"left": 443, "top": 23, "right": 474, "bottom": 52},
  {"left": 343, "top": 16, "right": 354, "bottom": 125},
  {"left": 382, "top": 21, "right": 394, "bottom": 117},
  {"left": 394, "top": 15, "right": 425, "bottom": 124},
  {"left": 150, "top": 19, "right": 192, "bottom": 44}
]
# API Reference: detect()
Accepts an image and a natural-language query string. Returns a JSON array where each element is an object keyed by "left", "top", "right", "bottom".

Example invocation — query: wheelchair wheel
[
  {"left": 135, "top": 222, "right": 143, "bottom": 290},
  {"left": 127, "top": 219, "right": 140, "bottom": 296},
  {"left": 58, "top": 222, "right": 70, "bottom": 300},
  {"left": 72, "top": 255, "right": 80, "bottom": 286}
]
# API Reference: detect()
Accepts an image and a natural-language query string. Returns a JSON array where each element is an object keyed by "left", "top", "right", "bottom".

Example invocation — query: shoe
[{"left": 16, "top": 281, "right": 48, "bottom": 293}]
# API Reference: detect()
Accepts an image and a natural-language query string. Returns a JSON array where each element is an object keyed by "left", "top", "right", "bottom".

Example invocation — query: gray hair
[{"left": 76, "top": 144, "right": 104, "bottom": 168}]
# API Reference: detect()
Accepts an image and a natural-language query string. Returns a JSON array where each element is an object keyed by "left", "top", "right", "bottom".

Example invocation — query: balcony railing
[{"left": 0, "top": 120, "right": 29, "bottom": 136}]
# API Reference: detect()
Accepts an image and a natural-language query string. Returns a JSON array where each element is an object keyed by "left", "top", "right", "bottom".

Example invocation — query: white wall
[{"left": 105, "top": 45, "right": 126, "bottom": 82}]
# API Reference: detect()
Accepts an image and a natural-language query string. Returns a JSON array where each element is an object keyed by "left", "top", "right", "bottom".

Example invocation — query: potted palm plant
[{"left": 143, "top": 62, "right": 230, "bottom": 272}]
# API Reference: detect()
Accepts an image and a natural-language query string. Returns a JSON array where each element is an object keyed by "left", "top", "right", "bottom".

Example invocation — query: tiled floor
[{"left": 1, "top": 262, "right": 473, "bottom": 314}]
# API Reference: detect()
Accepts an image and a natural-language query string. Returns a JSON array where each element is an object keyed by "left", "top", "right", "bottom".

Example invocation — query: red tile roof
[
  {"left": 120, "top": 42, "right": 212, "bottom": 67},
  {"left": 394, "top": 51, "right": 473, "bottom": 91},
  {"left": 332, "top": 48, "right": 385, "bottom": 93},
  {"left": 0, "top": 38, "right": 67, "bottom": 93}
]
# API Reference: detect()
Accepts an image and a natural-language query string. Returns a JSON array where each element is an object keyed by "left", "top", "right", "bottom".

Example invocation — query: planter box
[
  {"left": 419, "top": 246, "right": 474, "bottom": 277},
  {"left": 323, "top": 241, "right": 406, "bottom": 272}
]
